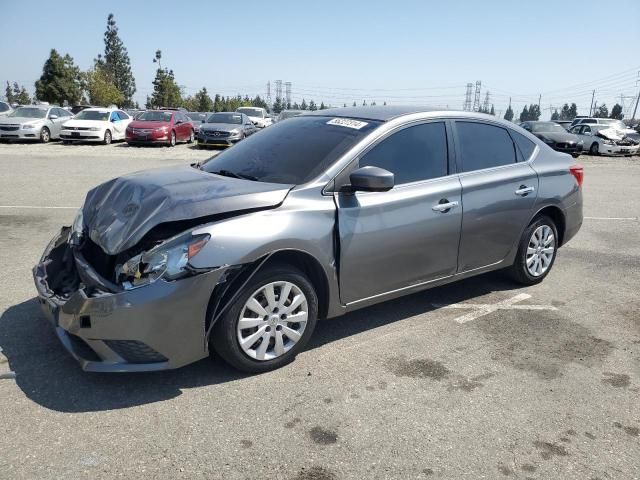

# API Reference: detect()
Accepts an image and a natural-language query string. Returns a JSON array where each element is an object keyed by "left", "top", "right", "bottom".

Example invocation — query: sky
[{"left": 2, "top": 0, "right": 640, "bottom": 119}]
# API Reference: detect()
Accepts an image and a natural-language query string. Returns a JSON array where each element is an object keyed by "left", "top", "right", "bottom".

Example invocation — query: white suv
[{"left": 236, "top": 107, "right": 272, "bottom": 128}]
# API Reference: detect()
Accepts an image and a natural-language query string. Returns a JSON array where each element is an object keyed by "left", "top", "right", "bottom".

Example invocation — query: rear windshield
[
  {"left": 202, "top": 116, "right": 381, "bottom": 184},
  {"left": 207, "top": 113, "right": 243, "bottom": 124},
  {"left": 531, "top": 122, "right": 566, "bottom": 133},
  {"left": 137, "top": 111, "right": 173, "bottom": 122}
]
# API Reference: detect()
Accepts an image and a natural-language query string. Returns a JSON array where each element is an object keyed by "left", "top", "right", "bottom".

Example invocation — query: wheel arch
[{"left": 530, "top": 205, "right": 566, "bottom": 246}]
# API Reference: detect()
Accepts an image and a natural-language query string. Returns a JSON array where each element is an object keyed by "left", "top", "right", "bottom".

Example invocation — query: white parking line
[
  {"left": 584, "top": 216, "right": 637, "bottom": 221},
  {"left": 0, "top": 205, "right": 77, "bottom": 209},
  {"left": 433, "top": 293, "right": 558, "bottom": 324}
]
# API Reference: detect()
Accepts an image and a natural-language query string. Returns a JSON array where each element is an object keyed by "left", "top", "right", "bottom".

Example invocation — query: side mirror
[
  {"left": 348, "top": 166, "right": 394, "bottom": 193},
  {"left": 49, "top": 114, "right": 59, "bottom": 120}
]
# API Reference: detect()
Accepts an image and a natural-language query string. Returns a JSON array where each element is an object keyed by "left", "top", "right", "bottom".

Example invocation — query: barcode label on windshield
[{"left": 327, "top": 118, "right": 368, "bottom": 130}]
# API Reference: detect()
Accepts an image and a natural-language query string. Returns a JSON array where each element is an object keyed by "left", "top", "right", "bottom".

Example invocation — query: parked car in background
[
  {"left": 553, "top": 120, "right": 573, "bottom": 130},
  {"left": 126, "top": 110, "right": 194, "bottom": 147},
  {"left": 0, "top": 105, "right": 72, "bottom": 142},
  {"left": 34, "top": 107, "right": 583, "bottom": 373},
  {"left": 570, "top": 117, "right": 626, "bottom": 128},
  {"left": 0, "top": 101, "right": 13, "bottom": 117},
  {"left": 187, "top": 112, "right": 209, "bottom": 135},
  {"left": 236, "top": 107, "right": 272, "bottom": 128},
  {"left": 70, "top": 105, "right": 95, "bottom": 115},
  {"left": 520, "top": 121, "right": 582, "bottom": 157},
  {"left": 60, "top": 107, "right": 132, "bottom": 145},
  {"left": 276, "top": 109, "right": 303, "bottom": 123},
  {"left": 198, "top": 112, "right": 256, "bottom": 147},
  {"left": 569, "top": 124, "right": 639, "bottom": 156}
]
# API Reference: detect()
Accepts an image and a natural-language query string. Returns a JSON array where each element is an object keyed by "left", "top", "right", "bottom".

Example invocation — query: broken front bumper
[{"left": 33, "top": 228, "right": 226, "bottom": 372}]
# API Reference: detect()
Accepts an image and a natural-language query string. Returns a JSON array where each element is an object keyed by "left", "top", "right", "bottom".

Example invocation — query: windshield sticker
[{"left": 327, "top": 118, "right": 368, "bottom": 130}]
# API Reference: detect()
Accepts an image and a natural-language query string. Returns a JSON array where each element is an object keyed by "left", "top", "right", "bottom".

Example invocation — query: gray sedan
[
  {"left": 0, "top": 105, "right": 72, "bottom": 142},
  {"left": 197, "top": 112, "right": 256, "bottom": 147},
  {"left": 33, "top": 107, "right": 583, "bottom": 373}
]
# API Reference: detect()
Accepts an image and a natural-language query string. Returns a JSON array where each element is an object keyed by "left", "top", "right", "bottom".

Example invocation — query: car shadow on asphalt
[{"left": 0, "top": 272, "right": 518, "bottom": 413}]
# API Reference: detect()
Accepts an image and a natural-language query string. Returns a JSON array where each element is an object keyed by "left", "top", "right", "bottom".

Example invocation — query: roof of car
[{"left": 302, "top": 105, "right": 444, "bottom": 121}]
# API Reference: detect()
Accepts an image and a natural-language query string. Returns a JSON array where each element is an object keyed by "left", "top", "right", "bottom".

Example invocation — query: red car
[{"left": 126, "top": 110, "right": 194, "bottom": 146}]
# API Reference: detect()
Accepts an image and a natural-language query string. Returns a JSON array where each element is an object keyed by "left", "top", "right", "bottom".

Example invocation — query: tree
[
  {"left": 35, "top": 49, "right": 83, "bottom": 105},
  {"left": 519, "top": 106, "right": 529, "bottom": 122},
  {"left": 383, "top": 101, "right": 387, "bottom": 106},
  {"left": 528, "top": 104, "right": 541, "bottom": 121},
  {"left": 272, "top": 97, "right": 284, "bottom": 114},
  {"left": 292, "top": 102, "right": 300, "bottom": 110},
  {"left": 504, "top": 104, "right": 514, "bottom": 121},
  {"left": 551, "top": 109, "right": 559, "bottom": 121},
  {"left": 5, "top": 81, "right": 31, "bottom": 105},
  {"left": 319, "top": 102, "right": 326, "bottom": 110},
  {"left": 593, "top": 104, "right": 608, "bottom": 118},
  {"left": 85, "top": 65, "right": 123, "bottom": 106},
  {"left": 352, "top": 101, "right": 356, "bottom": 107},
  {"left": 490, "top": 105, "right": 495, "bottom": 116},
  {"left": 96, "top": 14, "right": 136, "bottom": 107},
  {"left": 309, "top": 100, "right": 317, "bottom": 111},
  {"left": 610, "top": 103, "right": 623, "bottom": 120},
  {"left": 300, "top": 99, "right": 308, "bottom": 110},
  {"left": 192, "top": 87, "right": 213, "bottom": 111},
  {"left": 146, "top": 51, "right": 182, "bottom": 108}
]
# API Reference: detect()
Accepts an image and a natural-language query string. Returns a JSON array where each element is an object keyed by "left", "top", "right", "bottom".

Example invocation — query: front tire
[
  {"left": 507, "top": 215, "right": 558, "bottom": 285},
  {"left": 103, "top": 130, "right": 112, "bottom": 145},
  {"left": 40, "top": 127, "right": 50, "bottom": 143},
  {"left": 211, "top": 265, "right": 319, "bottom": 373},
  {"left": 168, "top": 131, "right": 176, "bottom": 147},
  {"left": 589, "top": 142, "right": 599, "bottom": 155}
]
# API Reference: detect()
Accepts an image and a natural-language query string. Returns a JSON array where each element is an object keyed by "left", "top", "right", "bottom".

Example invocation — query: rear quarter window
[{"left": 510, "top": 130, "right": 536, "bottom": 161}]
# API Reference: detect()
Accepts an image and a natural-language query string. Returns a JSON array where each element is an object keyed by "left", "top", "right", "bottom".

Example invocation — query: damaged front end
[
  {"left": 33, "top": 224, "right": 229, "bottom": 372},
  {"left": 595, "top": 128, "right": 640, "bottom": 155}
]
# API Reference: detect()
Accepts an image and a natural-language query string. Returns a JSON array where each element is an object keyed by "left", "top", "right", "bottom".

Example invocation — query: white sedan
[{"left": 60, "top": 108, "right": 132, "bottom": 144}]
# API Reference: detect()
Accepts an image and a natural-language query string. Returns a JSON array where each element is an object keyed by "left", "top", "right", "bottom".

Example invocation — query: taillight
[{"left": 570, "top": 165, "right": 584, "bottom": 187}]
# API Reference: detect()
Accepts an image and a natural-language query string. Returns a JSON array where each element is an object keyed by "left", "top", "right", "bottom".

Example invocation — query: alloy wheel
[
  {"left": 40, "top": 128, "right": 50, "bottom": 143},
  {"left": 526, "top": 225, "right": 555, "bottom": 277},
  {"left": 236, "top": 281, "right": 309, "bottom": 361}
]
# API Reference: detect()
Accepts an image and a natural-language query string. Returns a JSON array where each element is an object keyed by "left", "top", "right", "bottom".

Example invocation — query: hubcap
[
  {"left": 526, "top": 225, "right": 555, "bottom": 277},
  {"left": 237, "top": 281, "right": 308, "bottom": 361}
]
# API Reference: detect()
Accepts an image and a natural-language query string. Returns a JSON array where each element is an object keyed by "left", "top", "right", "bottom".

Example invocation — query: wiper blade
[{"left": 210, "top": 169, "right": 259, "bottom": 181}]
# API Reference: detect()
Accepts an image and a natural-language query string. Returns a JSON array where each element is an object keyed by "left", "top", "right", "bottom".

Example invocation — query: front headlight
[
  {"left": 154, "top": 126, "right": 169, "bottom": 133},
  {"left": 116, "top": 232, "right": 211, "bottom": 289},
  {"left": 88, "top": 127, "right": 101, "bottom": 131},
  {"left": 22, "top": 124, "right": 36, "bottom": 130},
  {"left": 228, "top": 129, "right": 240, "bottom": 136},
  {"left": 602, "top": 139, "right": 614, "bottom": 145},
  {"left": 542, "top": 137, "right": 554, "bottom": 144}
]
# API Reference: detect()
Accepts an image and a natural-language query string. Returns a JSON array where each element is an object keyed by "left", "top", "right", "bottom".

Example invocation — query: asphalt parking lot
[{"left": 0, "top": 142, "right": 638, "bottom": 479}]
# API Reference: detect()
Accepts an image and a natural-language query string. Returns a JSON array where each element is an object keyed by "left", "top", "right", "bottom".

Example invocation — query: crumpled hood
[
  {"left": 82, "top": 166, "right": 293, "bottom": 255},
  {"left": 595, "top": 128, "right": 625, "bottom": 141}
]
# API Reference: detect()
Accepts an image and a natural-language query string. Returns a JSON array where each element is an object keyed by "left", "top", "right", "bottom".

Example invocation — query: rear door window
[{"left": 455, "top": 121, "right": 516, "bottom": 172}]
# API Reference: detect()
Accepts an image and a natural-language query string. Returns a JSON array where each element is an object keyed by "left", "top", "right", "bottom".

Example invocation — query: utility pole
[
  {"left": 285, "top": 82, "right": 292, "bottom": 107},
  {"left": 538, "top": 94, "right": 542, "bottom": 113},
  {"left": 266, "top": 81, "right": 271, "bottom": 109},
  {"left": 472, "top": 81, "right": 481, "bottom": 112},
  {"left": 632, "top": 78, "right": 640, "bottom": 122},
  {"left": 589, "top": 89, "right": 595, "bottom": 116}
]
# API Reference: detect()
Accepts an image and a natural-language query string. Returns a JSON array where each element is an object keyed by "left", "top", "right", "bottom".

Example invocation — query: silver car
[
  {"left": 0, "top": 105, "right": 72, "bottom": 142},
  {"left": 0, "top": 101, "right": 12, "bottom": 117},
  {"left": 33, "top": 107, "right": 583, "bottom": 373}
]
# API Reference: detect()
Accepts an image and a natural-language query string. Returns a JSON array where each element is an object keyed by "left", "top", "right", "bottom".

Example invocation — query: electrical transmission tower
[
  {"left": 285, "top": 82, "right": 292, "bottom": 106},
  {"left": 266, "top": 81, "right": 271, "bottom": 108},
  {"left": 275, "top": 80, "right": 283, "bottom": 102},
  {"left": 482, "top": 91, "right": 491, "bottom": 112},
  {"left": 463, "top": 83, "right": 473, "bottom": 111},
  {"left": 472, "top": 81, "right": 482, "bottom": 112}
]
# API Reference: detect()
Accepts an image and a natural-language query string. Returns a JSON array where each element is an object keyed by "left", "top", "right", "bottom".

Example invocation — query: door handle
[
  {"left": 432, "top": 200, "right": 459, "bottom": 212},
  {"left": 515, "top": 185, "right": 535, "bottom": 196}
]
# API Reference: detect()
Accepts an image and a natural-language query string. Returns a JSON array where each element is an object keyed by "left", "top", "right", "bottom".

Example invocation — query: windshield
[
  {"left": 75, "top": 110, "right": 110, "bottom": 121},
  {"left": 601, "top": 120, "right": 626, "bottom": 130},
  {"left": 136, "top": 111, "right": 173, "bottom": 122},
  {"left": 0, "top": 102, "right": 10, "bottom": 113},
  {"left": 9, "top": 107, "right": 47, "bottom": 118},
  {"left": 207, "top": 113, "right": 243, "bottom": 124},
  {"left": 188, "top": 113, "right": 207, "bottom": 122},
  {"left": 202, "top": 116, "right": 381, "bottom": 184},
  {"left": 237, "top": 107, "right": 264, "bottom": 118},
  {"left": 531, "top": 122, "right": 567, "bottom": 133}
]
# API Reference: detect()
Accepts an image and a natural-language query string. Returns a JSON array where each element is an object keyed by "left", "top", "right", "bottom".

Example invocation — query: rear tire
[
  {"left": 103, "top": 130, "right": 112, "bottom": 145},
  {"left": 187, "top": 130, "right": 194, "bottom": 143},
  {"left": 211, "top": 265, "right": 318, "bottom": 373},
  {"left": 507, "top": 215, "right": 558, "bottom": 286}
]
